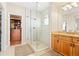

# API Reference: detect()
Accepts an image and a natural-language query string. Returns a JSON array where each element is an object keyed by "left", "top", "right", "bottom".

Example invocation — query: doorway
[{"left": 10, "top": 15, "right": 22, "bottom": 45}]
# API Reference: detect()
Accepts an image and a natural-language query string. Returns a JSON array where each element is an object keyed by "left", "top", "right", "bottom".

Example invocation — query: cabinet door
[
  {"left": 63, "top": 41, "right": 72, "bottom": 56},
  {"left": 51, "top": 35, "right": 56, "bottom": 49},
  {"left": 60, "top": 39, "right": 64, "bottom": 54},
  {"left": 10, "top": 29, "right": 21, "bottom": 45},
  {"left": 72, "top": 43, "right": 79, "bottom": 56},
  {"left": 60, "top": 36, "right": 73, "bottom": 56},
  {"left": 59, "top": 36, "right": 66, "bottom": 54},
  {"left": 51, "top": 35, "right": 61, "bottom": 52}
]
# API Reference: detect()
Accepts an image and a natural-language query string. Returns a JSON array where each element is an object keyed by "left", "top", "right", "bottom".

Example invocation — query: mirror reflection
[{"left": 62, "top": 2, "right": 79, "bottom": 32}]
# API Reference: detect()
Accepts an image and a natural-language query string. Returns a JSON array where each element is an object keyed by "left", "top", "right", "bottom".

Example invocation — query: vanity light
[
  {"left": 71, "top": 2, "right": 78, "bottom": 7},
  {"left": 62, "top": 4, "right": 72, "bottom": 11},
  {"left": 62, "top": 7, "right": 67, "bottom": 11},
  {"left": 66, "top": 4, "right": 72, "bottom": 9},
  {"left": 62, "top": 2, "right": 78, "bottom": 11}
]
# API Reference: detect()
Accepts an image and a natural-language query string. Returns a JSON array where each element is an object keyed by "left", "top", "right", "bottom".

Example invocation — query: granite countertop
[{"left": 52, "top": 32, "right": 79, "bottom": 38}]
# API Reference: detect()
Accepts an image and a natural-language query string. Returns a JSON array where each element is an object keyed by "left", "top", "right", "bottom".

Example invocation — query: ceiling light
[
  {"left": 62, "top": 7, "right": 67, "bottom": 11},
  {"left": 71, "top": 2, "right": 78, "bottom": 7},
  {"left": 66, "top": 4, "right": 72, "bottom": 9}
]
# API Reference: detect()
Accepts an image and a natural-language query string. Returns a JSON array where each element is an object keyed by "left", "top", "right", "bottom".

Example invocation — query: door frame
[{"left": 10, "top": 14, "right": 22, "bottom": 46}]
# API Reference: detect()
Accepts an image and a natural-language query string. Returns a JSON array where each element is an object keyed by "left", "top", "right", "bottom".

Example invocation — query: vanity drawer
[
  {"left": 60, "top": 36, "right": 72, "bottom": 42},
  {"left": 65, "top": 36, "right": 72, "bottom": 42},
  {"left": 59, "top": 36, "right": 72, "bottom": 42},
  {"left": 73, "top": 37, "right": 79, "bottom": 43}
]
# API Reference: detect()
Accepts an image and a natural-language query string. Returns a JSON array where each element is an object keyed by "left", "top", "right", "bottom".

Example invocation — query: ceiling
[
  {"left": 7, "top": 2, "right": 50, "bottom": 12},
  {"left": 7, "top": 2, "right": 79, "bottom": 14}
]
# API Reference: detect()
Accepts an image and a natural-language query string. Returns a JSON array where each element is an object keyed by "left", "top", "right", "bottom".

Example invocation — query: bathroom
[{"left": 1, "top": 2, "right": 79, "bottom": 56}]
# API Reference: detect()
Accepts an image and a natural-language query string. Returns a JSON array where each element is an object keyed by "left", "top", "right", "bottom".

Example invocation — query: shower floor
[{"left": 31, "top": 40, "right": 48, "bottom": 51}]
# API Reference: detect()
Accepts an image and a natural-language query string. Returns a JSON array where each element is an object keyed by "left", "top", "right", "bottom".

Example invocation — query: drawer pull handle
[
  {"left": 57, "top": 40, "right": 59, "bottom": 42},
  {"left": 70, "top": 44, "right": 75, "bottom": 47},
  {"left": 77, "top": 40, "right": 79, "bottom": 41}
]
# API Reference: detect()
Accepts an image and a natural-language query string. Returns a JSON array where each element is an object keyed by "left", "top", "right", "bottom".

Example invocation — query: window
[{"left": 44, "top": 15, "right": 49, "bottom": 25}]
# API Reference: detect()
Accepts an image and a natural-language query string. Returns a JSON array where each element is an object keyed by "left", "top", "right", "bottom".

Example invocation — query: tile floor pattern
[
  {"left": 15, "top": 44, "right": 34, "bottom": 56},
  {"left": 28, "top": 48, "right": 62, "bottom": 56},
  {"left": 0, "top": 44, "right": 62, "bottom": 56},
  {"left": 0, "top": 44, "right": 34, "bottom": 56},
  {"left": 30, "top": 40, "right": 48, "bottom": 51}
]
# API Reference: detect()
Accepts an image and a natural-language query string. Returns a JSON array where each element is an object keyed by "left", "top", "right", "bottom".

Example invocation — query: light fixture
[
  {"left": 62, "top": 2, "right": 78, "bottom": 11},
  {"left": 66, "top": 4, "right": 72, "bottom": 9},
  {"left": 62, "top": 7, "right": 67, "bottom": 11},
  {"left": 71, "top": 2, "right": 78, "bottom": 7}
]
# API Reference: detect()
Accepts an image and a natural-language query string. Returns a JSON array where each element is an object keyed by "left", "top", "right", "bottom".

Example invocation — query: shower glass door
[{"left": 30, "top": 2, "right": 50, "bottom": 51}]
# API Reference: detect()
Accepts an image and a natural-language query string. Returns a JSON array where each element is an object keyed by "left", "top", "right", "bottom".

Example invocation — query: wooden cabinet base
[{"left": 51, "top": 32, "right": 79, "bottom": 56}]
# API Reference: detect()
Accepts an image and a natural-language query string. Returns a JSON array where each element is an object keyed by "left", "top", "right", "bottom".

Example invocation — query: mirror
[
  {"left": 62, "top": 3, "right": 79, "bottom": 32},
  {"left": 62, "top": 14, "right": 79, "bottom": 32},
  {"left": 76, "top": 18, "right": 79, "bottom": 31}
]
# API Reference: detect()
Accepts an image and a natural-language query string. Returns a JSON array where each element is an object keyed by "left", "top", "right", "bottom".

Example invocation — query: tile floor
[
  {"left": 0, "top": 44, "right": 62, "bottom": 56},
  {"left": 28, "top": 48, "right": 62, "bottom": 56}
]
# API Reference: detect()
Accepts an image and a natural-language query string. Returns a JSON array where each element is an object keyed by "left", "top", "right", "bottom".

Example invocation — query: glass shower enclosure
[{"left": 30, "top": 2, "right": 50, "bottom": 51}]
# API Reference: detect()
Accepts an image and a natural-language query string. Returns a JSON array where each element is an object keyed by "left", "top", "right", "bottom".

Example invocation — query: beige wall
[{"left": 50, "top": 3, "right": 64, "bottom": 32}]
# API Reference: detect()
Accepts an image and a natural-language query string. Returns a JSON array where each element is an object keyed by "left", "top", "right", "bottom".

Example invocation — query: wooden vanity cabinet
[{"left": 51, "top": 33, "right": 79, "bottom": 56}]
